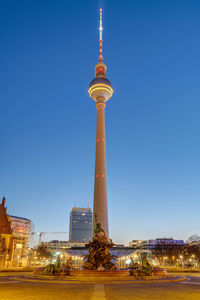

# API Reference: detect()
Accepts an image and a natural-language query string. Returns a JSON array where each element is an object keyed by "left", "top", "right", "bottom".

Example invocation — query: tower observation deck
[{"left": 88, "top": 9, "right": 113, "bottom": 237}]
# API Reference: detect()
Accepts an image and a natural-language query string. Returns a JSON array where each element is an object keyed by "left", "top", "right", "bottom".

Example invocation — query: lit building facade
[
  {"left": 8, "top": 215, "right": 31, "bottom": 266},
  {"left": 147, "top": 238, "right": 185, "bottom": 250},
  {"left": 9, "top": 215, "right": 31, "bottom": 237},
  {"left": 129, "top": 238, "right": 185, "bottom": 250},
  {"left": 0, "top": 197, "right": 32, "bottom": 267},
  {"left": 69, "top": 207, "right": 92, "bottom": 243},
  {"left": 43, "top": 240, "right": 86, "bottom": 251},
  {"left": 129, "top": 240, "right": 147, "bottom": 249}
]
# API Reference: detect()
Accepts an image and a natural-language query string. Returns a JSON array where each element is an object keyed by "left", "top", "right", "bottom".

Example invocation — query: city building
[
  {"left": 147, "top": 238, "right": 185, "bottom": 250},
  {"left": 129, "top": 240, "right": 148, "bottom": 249},
  {"left": 0, "top": 197, "right": 13, "bottom": 268},
  {"left": 88, "top": 9, "right": 113, "bottom": 237},
  {"left": 8, "top": 215, "right": 31, "bottom": 264},
  {"left": 69, "top": 207, "right": 92, "bottom": 242},
  {"left": 43, "top": 240, "right": 86, "bottom": 251},
  {"left": 129, "top": 238, "right": 185, "bottom": 250},
  {"left": 0, "top": 197, "right": 33, "bottom": 267}
]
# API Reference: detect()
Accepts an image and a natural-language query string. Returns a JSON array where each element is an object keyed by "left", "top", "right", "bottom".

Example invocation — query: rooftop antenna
[
  {"left": 87, "top": 200, "right": 90, "bottom": 208},
  {"left": 99, "top": 9, "right": 103, "bottom": 62},
  {"left": 73, "top": 200, "right": 76, "bottom": 207}
]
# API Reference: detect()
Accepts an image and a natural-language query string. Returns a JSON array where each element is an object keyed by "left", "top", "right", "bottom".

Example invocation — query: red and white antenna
[{"left": 99, "top": 9, "right": 103, "bottom": 62}]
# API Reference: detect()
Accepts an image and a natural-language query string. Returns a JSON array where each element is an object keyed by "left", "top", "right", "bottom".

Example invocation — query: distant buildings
[
  {"left": 69, "top": 207, "right": 92, "bottom": 243},
  {"left": 129, "top": 240, "right": 146, "bottom": 248},
  {"left": 43, "top": 240, "right": 86, "bottom": 251},
  {"left": 148, "top": 238, "right": 185, "bottom": 250},
  {"left": 42, "top": 206, "right": 93, "bottom": 251},
  {"left": 129, "top": 238, "right": 185, "bottom": 250}
]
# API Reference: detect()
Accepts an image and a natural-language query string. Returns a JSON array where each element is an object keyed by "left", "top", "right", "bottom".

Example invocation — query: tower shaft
[
  {"left": 93, "top": 98, "right": 108, "bottom": 236},
  {"left": 89, "top": 9, "right": 113, "bottom": 238}
]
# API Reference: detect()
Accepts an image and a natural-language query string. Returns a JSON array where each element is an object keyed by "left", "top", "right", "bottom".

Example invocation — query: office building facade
[{"left": 69, "top": 207, "right": 92, "bottom": 243}]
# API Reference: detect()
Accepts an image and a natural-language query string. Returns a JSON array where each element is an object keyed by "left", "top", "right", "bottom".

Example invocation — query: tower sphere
[
  {"left": 88, "top": 77, "right": 113, "bottom": 102},
  {"left": 88, "top": 62, "right": 113, "bottom": 102}
]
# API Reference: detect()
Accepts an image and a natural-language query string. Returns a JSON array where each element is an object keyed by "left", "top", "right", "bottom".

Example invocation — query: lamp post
[
  {"left": 172, "top": 256, "right": 175, "bottom": 266},
  {"left": 179, "top": 255, "right": 184, "bottom": 268}
]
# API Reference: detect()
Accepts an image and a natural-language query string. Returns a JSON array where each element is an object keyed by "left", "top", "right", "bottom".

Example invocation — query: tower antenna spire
[{"left": 99, "top": 9, "right": 103, "bottom": 62}]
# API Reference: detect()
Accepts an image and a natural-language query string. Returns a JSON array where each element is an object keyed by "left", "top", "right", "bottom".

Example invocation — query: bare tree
[
  {"left": 187, "top": 235, "right": 200, "bottom": 243},
  {"left": 36, "top": 243, "right": 52, "bottom": 260}
]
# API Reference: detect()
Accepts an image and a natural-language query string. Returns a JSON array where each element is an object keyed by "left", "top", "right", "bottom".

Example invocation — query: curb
[{"left": 12, "top": 275, "right": 186, "bottom": 284}]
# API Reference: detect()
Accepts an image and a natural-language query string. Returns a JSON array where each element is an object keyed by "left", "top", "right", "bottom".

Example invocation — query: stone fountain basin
[
  {"left": 33, "top": 267, "right": 165, "bottom": 277},
  {"left": 70, "top": 270, "right": 130, "bottom": 277}
]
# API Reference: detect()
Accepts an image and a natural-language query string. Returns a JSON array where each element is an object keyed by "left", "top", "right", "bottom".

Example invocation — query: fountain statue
[{"left": 83, "top": 223, "right": 117, "bottom": 270}]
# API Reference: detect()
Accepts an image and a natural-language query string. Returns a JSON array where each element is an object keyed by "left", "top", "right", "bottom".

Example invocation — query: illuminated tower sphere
[{"left": 88, "top": 9, "right": 113, "bottom": 237}]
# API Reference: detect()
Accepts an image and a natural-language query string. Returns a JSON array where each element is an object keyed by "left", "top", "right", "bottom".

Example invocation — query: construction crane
[
  {"left": 39, "top": 232, "right": 68, "bottom": 244},
  {"left": 31, "top": 232, "right": 68, "bottom": 244}
]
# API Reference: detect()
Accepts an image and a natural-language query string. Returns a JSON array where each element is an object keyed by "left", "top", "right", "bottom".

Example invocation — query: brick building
[{"left": 0, "top": 197, "right": 13, "bottom": 267}]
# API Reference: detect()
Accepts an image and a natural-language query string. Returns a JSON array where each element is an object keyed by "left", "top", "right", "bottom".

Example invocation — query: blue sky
[{"left": 0, "top": 0, "right": 200, "bottom": 245}]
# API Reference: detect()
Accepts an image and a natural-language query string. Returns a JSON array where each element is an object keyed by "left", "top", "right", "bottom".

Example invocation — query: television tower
[{"left": 88, "top": 9, "right": 113, "bottom": 237}]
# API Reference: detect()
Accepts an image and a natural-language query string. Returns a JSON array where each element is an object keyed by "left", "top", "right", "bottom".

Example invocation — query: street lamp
[
  {"left": 179, "top": 255, "right": 184, "bottom": 268},
  {"left": 17, "top": 255, "right": 20, "bottom": 268}
]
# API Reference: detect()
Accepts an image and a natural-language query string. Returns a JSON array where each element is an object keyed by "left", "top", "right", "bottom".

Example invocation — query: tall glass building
[{"left": 69, "top": 207, "right": 92, "bottom": 242}]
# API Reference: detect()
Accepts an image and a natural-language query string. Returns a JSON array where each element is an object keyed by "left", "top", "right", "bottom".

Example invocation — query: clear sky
[{"left": 1, "top": 0, "right": 200, "bottom": 245}]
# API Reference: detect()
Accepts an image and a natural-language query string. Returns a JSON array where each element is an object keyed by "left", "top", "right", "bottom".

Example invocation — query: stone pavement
[{"left": 0, "top": 272, "right": 200, "bottom": 299}]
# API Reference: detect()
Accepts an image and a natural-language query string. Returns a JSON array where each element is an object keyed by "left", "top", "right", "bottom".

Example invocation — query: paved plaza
[{"left": 0, "top": 272, "right": 200, "bottom": 300}]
